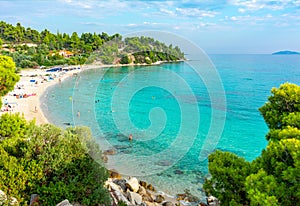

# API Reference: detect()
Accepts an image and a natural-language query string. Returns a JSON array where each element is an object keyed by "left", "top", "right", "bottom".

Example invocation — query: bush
[{"left": 0, "top": 114, "right": 110, "bottom": 205}]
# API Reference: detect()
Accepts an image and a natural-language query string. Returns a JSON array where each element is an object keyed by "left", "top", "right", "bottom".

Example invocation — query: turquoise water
[{"left": 41, "top": 54, "right": 300, "bottom": 197}]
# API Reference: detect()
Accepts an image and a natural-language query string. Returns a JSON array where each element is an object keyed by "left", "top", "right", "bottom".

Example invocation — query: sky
[{"left": 1, "top": 0, "right": 300, "bottom": 54}]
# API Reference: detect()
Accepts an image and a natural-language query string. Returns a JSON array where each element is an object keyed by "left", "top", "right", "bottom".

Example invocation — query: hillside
[{"left": 0, "top": 21, "right": 184, "bottom": 68}]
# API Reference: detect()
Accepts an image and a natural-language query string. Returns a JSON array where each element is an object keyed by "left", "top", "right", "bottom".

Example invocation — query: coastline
[
  {"left": 0, "top": 60, "right": 182, "bottom": 125},
  {"left": 0, "top": 61, "right": 206, "bottom": 205}
]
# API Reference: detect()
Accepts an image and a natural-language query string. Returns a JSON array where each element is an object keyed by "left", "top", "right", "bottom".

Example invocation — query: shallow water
[{"left": 41, "top": 54, "right": 300, "bottom": 197}]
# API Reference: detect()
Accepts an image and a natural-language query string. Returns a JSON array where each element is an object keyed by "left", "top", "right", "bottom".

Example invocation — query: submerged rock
[
  {"left": 103, "top": 149, "right": 117, "bottom": 155},
  {"left": 174, "top": 169, "right": 184, "bottom": 175}
]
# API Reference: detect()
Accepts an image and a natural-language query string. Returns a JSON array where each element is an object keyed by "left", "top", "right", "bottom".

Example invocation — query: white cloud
[
  {"left": 175, "top": 8, "right": 218, "bottom": 18},
  {"left": 238, "top": 8, "right": 246, "bottom": 13},
  {"left": 228, "top": 0, "right": 295, "bottom": 11}
]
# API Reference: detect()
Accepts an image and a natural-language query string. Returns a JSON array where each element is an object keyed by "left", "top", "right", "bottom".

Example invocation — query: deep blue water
[{"left": 41, "top": 54, "right": 300, "bottom": 196}]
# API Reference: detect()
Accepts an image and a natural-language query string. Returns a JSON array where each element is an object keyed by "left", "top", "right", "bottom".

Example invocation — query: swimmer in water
[{"left": 129, "top": 134, "right": 133, "bottom": 142}]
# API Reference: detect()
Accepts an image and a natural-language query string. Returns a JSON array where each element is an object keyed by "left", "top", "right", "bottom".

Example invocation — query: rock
[
  {"left": 174, "top": 169, "right": 184, "bottom": 175},
  {"left": 109, "top": 169, "right": 122, "bottom": 179},
  {"left": 113, "top": 179, "right": 127, "bottom": 192},
  {"left": 162, "top": 201, "right": 174, "bottom": 206},
  {"left": 30, "top": 194, "right": 39, "bottom": 206},
  {"left": 56, "top": 199, "right": 73, "bottom": 206},
  {"left": 103, "top": 149, "right": 117, "bottom": 155},
  {"left": 147, "top": 183, "right": 155, "bottom": 191},
  {"left": 144, "top": 201, "right": 160, "bottom": 206},
  {"left": 102, "top": 155, "right": 108, "bottom": 163},
  {"left": 142, "top": 191, "right": 154, "bottom": 202},
  {"left": 128, "top": 191, "right": 143, "bottom": 205},
  {"left": 199, "top": 202, "right": 207, "bottom": 206},
  {"left": 139, "top": 180, "right": 148, "bottom": 188},
  {"left": 177, "top": 193, "right": 187, "bottom": 201},
  {"left": 138, "top": 185, "right": 147, "bottom": 196},
  {"left": 155, "top": 194, "right": 165, "bottom": 203},
  {"left": 125, "top": 177, "right": 140, "bottom": 192},
  {"left": 207, "top": 196, "right": 220, "bottom": 206},
  {"left": 156, "top": 160, "right": 172, "bottom": 166}
]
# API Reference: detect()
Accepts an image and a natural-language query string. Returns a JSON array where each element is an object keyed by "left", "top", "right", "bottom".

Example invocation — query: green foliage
[
  {"left": 0, "top": 55, "right": 20, "bottom": 107},
  {"left": 0, "top": 114, "right": 110, "bottom": 205},
  {"left": 245, "top": 169, "right": 279, "bottom": 206},
  {"left": 203, "top": 150, "right": 251, "bottom": 205},
  {"left": 259, "top": 82, "right": 300, "bottom": 130},
  {"left": 205, "top": 83, "right": 300, "bottom": 206},
  {"left": 0, "top": 21, "right": 185, "bottom": 68}
]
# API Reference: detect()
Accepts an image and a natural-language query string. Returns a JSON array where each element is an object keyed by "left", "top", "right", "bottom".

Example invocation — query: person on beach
[{"left": 34, "top": 106, "right": 38, "bottom": 113}]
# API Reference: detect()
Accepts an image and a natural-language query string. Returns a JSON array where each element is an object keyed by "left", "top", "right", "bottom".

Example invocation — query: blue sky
[{"left": 1, "top": 0, "right": 300, "bottom": 53}]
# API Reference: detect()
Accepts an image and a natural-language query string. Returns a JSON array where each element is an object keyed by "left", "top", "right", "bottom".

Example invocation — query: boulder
[
  {"left": 162, "top": 201, "right": 174, "bottom": 206},
  {"left": 207, "top": 196, "right": 220, "bottom": 206},
  {"left": 174, "top": 169, "right": 184, "bottom": 175},
  {"left": 30, "top": 194, "right": 39, "bottom": 206},
  {"left": 113, "top": 179, "right": 127, "bottom": 192},
  {"left": 128, "top": 191, "right": 143, "bottom": 205},
  {"left": 155, "top": 194, "right": 165, "bottom": 203},
  {"left": 125, "top": 177, "right": 140, "bottom": 192},
  {"left": 139, "top": 180, "right": 148, "bottom": 188},
  {"left": 138, "top": 185, "right": 147, "bottom": 196},
  {"left": 109, "top": 169, "right": 122, "bottom": 179},
  {"left": 142, "top": 191, "right": 154, "bottom": 202},
  {"left": 147, "top": 183, "right": 155, "bottom": 191},
  {"left": 102, "top": 155, "right": 108, "bottom": 163},
  {"left": 56, "top": 199, "right": 73, "bottom": 206}
]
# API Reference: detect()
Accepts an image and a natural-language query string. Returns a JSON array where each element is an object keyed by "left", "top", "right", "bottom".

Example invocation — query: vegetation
[
  {"left": 204, "top": 82, "right": 300, "bottom": 206},
  {"left": 0, "top": 114, "right": 110, "bottom": 205},
  {"left": 0, "top": 56, "right": 110, "bottom": 205},
  {"left": 0, "top": 21, "right": 184, "bottom": 68},
  {"left": 0, "top": 55, "right": 20, "bottom": 108}
]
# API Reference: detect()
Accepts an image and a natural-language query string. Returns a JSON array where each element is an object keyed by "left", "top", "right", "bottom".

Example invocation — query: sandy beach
[
  {"left": 0, "top": 66, "right": 88, "bottom": 124},
  {"left": 0, "top": 62, "right": 171, "bottom": 125}
]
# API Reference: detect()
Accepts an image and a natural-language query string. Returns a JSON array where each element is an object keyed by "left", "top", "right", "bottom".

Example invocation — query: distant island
[{"left": 272, "top": 50, "right": 300, "bottom": 55}]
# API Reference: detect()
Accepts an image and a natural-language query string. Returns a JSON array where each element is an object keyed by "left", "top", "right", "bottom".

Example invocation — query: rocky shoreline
[
  {"left": 105, "top": 170, "right": 220, "bottom": 206},
  {"left": 0, "top": 169, "right": 219, "bottom": 206}
]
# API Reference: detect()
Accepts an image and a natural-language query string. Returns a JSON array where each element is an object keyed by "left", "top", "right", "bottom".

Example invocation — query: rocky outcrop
[{"left": 105, "top": 174, "right": 188, "bottom": 206}]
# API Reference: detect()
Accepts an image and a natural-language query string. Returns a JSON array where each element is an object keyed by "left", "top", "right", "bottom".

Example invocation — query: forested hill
[{"left": 0, "top": 21, "right": 184, "bottom": 68}]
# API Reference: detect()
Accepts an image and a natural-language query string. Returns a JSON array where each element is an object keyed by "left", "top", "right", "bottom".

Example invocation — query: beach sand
[{"left": 0, "top": 67, "right": 86, "bottom": 124}]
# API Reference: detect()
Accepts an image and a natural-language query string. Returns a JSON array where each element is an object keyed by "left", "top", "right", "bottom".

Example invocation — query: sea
[{"left": 41, "top": 54, "right": 300, "bottom": 198}]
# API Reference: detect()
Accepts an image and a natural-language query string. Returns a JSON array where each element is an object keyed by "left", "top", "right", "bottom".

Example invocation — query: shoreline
[
  {"left": 0, "top": 61, "right": 208, "bottom": 205},
  {"left": 1, "top": 60, "right": 183, "bottom": 125}
]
